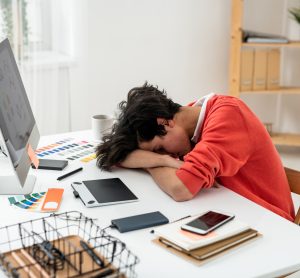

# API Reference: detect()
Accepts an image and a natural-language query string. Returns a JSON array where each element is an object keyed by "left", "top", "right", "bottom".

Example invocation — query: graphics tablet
[{"left": 71, "top": 178, "right": 138, "bottom": 207}]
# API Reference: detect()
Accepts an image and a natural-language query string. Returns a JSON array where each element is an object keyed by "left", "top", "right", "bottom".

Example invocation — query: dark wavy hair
[{"left": 96, "top": 82, "right": 181, "bottom": 170}]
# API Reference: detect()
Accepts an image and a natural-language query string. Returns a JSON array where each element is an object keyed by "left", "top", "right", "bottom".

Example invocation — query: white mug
[{"left": 92, "top": 114, "right": 114, "bottom": 141}]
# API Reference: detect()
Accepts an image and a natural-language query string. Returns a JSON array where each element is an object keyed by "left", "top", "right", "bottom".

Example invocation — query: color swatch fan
[
  {"left": 8, "top": 188, "right": 64, "bottom": 212},
  {"left": 8, "top": 192, "right": 46, "bottom": 211}
]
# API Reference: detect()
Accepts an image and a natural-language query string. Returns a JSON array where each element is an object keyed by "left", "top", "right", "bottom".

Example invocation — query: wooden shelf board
[
  {"left": 242, "top": 41, "right": 300, "bottom": 48},
  {"left": 240, "top": 87, "right": 300, "bottom": 95},
  {"left": 271, "top": 133, "right": 300, "bottom": 147}
]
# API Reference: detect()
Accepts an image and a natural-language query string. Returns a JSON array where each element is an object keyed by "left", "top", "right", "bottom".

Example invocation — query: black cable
[
  {"left": 102, "top": 224, "right": 116, "bottom": 231},
  {"left": 30, "top": 232, "right": 65, "bottom": 271},
  {"left": 0, "top": 146, "right": 7, "bottom": 157}
]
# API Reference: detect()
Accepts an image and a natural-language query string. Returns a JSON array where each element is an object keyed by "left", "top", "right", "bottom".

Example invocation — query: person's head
[{"left": 96, "top": 82, "right": 192, "bottom": 170}]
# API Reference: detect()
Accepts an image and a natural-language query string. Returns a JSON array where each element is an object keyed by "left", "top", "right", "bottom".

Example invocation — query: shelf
[
  {"left": 240, "top": 87, "right": 300, "bottom": 95},
  {"left": 271, "top": 133, "right": 300, "bottom": 147},
  {"left": 229, "top": 0, "right": 300, "bottom": 147},
  {"left": 242, "top": 41, "right": 300, "bottom": 48}
]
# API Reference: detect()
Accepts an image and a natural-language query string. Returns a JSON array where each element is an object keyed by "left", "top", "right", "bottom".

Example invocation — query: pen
[
  {"left": 57, "top": 167, "right": 83, "bottom": 181},
  {"left": 90, "top": 268, "right": 114, "bottom": 278},
  {"left": 170, "top": 215, "right": 191, "bottom": 224},
  {"left": 80, "top": 240, "right": 105, "bottom": 268},
  {"left": 150, "top": 215, "right": 191, "bottom": 233}
]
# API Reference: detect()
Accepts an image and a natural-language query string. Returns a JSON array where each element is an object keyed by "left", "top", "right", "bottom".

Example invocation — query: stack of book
[
  {"left": 243, "top": 30, "right": 289, "bottom": 44},
  {"left": 153, "top": 216, "right": 260, "bottom": 262}
]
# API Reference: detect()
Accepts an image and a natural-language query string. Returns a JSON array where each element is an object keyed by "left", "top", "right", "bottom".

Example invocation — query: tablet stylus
[{"left": 57, "top": 167, "right": 83, "bottom": 181}]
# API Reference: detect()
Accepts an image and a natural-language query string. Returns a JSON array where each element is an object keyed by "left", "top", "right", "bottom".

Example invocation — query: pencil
[{"left": 57, "top": 167, "right": 83, "bottom": 181}]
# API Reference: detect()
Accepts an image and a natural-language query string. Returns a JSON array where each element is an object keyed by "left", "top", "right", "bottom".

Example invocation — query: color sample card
[
  {"left": 80, "top": 153, "right": 96, "bottom": 163},
  {"left": 9, "top": 189, "right": 64, "bottom": 212},
  {"left": 41, "top": 188, "right": 64, "bottom": 212},
  {"left": 35, "top": 138, "right": 97, "bottom": 163},
  {"left": 27, "top": 144, "right": 39, "bottom": 169},
  {"left": 8, "top": 192, "right": 46, "bottom": 211}
]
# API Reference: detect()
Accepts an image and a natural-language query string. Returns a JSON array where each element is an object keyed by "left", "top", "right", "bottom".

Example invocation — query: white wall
[
  {"left": 69, "top": 0, "right": 231, "bottom": 131},
  {"left": 69, "top": 0, "right": 300, "bottom": 134}
]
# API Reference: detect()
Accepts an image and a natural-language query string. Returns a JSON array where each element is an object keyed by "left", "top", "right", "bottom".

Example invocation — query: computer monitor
[{"left": 0, "top": 38, "right": 40, "bottom": 194}]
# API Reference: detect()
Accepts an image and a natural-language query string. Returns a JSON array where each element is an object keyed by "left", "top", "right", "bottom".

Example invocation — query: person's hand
[{"left": 163, "top": 155, "right": 184, "bottom": 169}]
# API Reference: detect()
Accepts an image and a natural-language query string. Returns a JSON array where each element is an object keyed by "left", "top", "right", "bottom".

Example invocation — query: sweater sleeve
[{"left": 176, "top": 103, "right": 253, "bottom": 195}]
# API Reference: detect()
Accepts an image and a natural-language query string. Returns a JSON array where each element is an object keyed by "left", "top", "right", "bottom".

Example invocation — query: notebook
[
  {"left": 153, "top": 216, "right": 250, "bottom": 251},
  {"left": 158, "top": 228, "right": 259, "bottom": 260}
]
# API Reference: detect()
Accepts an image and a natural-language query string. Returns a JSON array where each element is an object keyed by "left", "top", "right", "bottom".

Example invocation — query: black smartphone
[
  {"left": 181, "top": 210, "right": 235, "bottom": 235},
  {"left": 32, "top": 159, "right": 68, "bottom": 170}
]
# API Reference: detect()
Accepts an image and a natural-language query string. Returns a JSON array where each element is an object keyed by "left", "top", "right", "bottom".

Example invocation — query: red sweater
[{"left": 176, "top": 95, "right": 295, "bottom": 221}]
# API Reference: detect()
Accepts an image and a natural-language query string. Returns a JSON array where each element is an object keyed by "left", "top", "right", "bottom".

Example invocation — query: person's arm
[
  {"left": 120, "top": 150, "right": 190, "bottom": 201},
  {"left": 120, "top": 149, "right": 183, "bottom": 169},
  {"left": 145, "top": 167, "right": 193, "bottom": 201}
]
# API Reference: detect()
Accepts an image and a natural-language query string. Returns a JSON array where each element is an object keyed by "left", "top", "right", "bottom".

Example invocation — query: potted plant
[{"left": 289, "top": 7, "right": 300, "bottom": 25}]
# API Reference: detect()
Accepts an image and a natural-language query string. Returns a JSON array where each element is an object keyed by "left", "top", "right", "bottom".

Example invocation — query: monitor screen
[
  {"left": 0, "top": 41, "right": 35, "bottom": 168},
  {"left": 0, "top": 39, "right": 39, "bottom": 191}
]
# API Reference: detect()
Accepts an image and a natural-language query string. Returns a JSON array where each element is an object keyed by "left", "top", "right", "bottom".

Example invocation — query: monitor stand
[{"left": 0, "top": 175, "right": 36, "bottom": 194}]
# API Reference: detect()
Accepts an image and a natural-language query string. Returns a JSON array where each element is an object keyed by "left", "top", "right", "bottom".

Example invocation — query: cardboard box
[
  {"left": 240, "top": 49, "right": 254, "bottom": 91},
  {"left": 267, "top": 49, "right": 280, "bottom": 90},
  {"left": 253, "top": 49, "right": 267, "bottom": 90}
]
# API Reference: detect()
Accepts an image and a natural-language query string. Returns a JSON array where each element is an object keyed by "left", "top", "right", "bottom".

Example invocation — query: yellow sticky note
[{"left": 27, "top": 144, "right": 39, "bottom": 169}]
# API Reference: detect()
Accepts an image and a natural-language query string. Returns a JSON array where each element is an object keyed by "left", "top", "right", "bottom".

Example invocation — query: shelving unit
[
  {"left": 241, "top": 87, "right": 300, "bottom": 95},
  {"left": 271, "top": 133, "right": 300, "bottom": 147},
  {"left": 242, "top": 42, "right": 300, "bottom": 48},
  {"left": 228, "top": 0, "right": 300, "bottom": 147}
]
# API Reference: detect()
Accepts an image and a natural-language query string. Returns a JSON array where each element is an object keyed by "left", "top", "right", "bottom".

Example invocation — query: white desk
[{"left": 1, "top": 130, "right": 300, "bottom": 278}]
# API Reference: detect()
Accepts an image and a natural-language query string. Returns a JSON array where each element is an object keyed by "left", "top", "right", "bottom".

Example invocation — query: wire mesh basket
[{"left": 0, "top": 211, "right": 139, "bottom": 278}]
